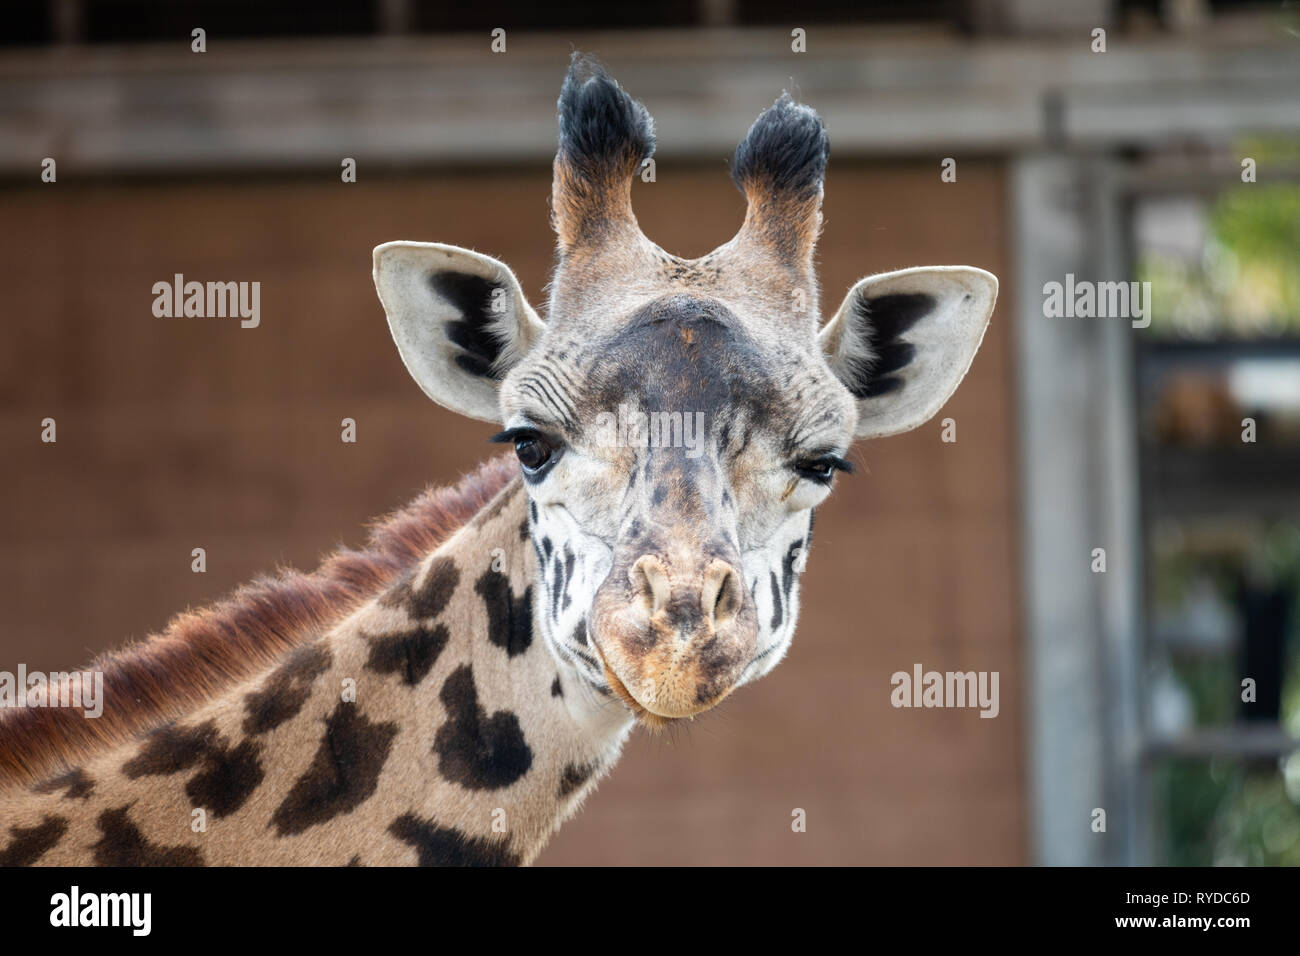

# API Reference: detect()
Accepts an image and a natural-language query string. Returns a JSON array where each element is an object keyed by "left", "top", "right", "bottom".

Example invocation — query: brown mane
[{"left": 0, "top": 455, "right": 518, "bottom": 787}]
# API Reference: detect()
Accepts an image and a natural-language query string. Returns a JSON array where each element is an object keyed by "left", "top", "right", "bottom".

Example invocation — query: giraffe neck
[{"left": 1, "top": 475, "right": 635, "bottom": 866}]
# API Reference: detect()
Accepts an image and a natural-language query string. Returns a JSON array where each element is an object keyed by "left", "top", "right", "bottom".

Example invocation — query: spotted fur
[
  {"left": 2, "top": 476, "right": 623, "bottom": 866},
  {"left": 0, "top": 456, "right": 515, "bottom": 787}
]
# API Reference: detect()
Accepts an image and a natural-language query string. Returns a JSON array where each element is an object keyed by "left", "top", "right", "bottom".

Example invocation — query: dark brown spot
[
  {"left": 0, "top": 815, "right": 68, "bottom": 866},
  {"left": 271, "top": 702, "right": 398, "bottom": 836},
  {"left": 243, "top": 643, "right": 333, "bottom": 736},
  {"left": 475, "top": 570, "right": 533, "bottom": 657},
  {"left": 365, "top": 623, "right": 449, "bottom": 686},
  {"left": 93, "top": 806, "right": 205, "bottom": 866},
  {"left": 561, "top": 553, "right": 575, "bottom": 611},
  {"left": 382, "top": 556, "right": 460, "bottom": 620},
  {"left": 31, "top": 767, "right": 95, "bottom": 800},
  {"left": 769, "top": 571, "right": 784, "bottom": 631},
  {"left": 558, "top": 761, "right": 596, "bottom": 799},
  {"left": 186, "top": 739, "right": 265, "bottom": 818},
  {"left": 388, "top": 812, "right": 519, "bottom": 866},
  {"left": 434, "top": 666, "right": 532, "bottom": 791},
  {"left": 122, "top": 718, "right": 264, "bottom": 819},
  {"left": 123, "top": 721, "right": 215, "bottom": 778}
]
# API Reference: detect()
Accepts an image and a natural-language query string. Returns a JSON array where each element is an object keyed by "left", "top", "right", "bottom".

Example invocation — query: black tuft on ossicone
[
  {"left": 731, "top": 93, "right": 829, "bottom": 199},
  {"left": 557, "top": 53, "right": 656, "bottom": 180}
]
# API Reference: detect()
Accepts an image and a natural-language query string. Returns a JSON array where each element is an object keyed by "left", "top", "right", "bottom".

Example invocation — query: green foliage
[
  {"left": 1157, "top": 757, "right": 1300, "bottom": 866},
  {"left": 1137, "top": 164, "right": 1300, "bottom": 337},
  {"left": 1170, "top": 652, "right": 1237, "bottom": 726},
  {"left": 1152, "top": 521, "right": 1300, "bottom": 864}
]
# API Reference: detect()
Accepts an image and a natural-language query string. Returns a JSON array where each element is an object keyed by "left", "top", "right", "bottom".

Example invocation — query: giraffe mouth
[
  {"left": 587, "top": 616, "right": 674, "bottom": 726},
  {"left": 601, "top": 662, "right": 676, "bottom": 728}
]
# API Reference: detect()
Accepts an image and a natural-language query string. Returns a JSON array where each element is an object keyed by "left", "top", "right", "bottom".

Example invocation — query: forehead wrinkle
[
  {"left": 539, "top": 360, "right": 583, "bottom": 404},
  {"left": 520, "top": 367, "right": 578, "bottom": 423},
  {"left": 513, "top": 380, "right": 571, "bottom": 431},
  {"left": 769, "top": 358, "right": 852, "bottom": 452},
  {"left": 786, "top": 424, "right": 848, "bottom": 459},
  {"left": 789, "top": 397, "right": 852, "bottom": 449}
]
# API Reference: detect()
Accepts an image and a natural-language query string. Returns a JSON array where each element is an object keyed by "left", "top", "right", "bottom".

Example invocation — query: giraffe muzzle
[{"left": 590, "top": 551, "right": 758, "bottom": 720}]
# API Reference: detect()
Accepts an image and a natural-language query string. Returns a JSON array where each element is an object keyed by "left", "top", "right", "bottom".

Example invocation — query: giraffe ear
[
  {"left": 373, "top": 241, "right": 545, "bottom": 423},
  {"left": 819, "top": 266, "right": 997, "bottom": 440}
]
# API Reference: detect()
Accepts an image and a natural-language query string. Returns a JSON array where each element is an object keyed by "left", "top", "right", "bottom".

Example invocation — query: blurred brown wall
[{"left": 0, "top": 160, "right": 1023, "bottom": 864}]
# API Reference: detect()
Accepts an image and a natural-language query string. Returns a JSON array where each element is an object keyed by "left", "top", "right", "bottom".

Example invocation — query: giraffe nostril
[
  {"left": 627, "top": 555, "right": 742, "bottom": 632},
  {"left": 702, "top": 560, "right": 742, "bottom": 629},
  {"left": 630, "top": 555, "right": 671, "bottom": 616}
]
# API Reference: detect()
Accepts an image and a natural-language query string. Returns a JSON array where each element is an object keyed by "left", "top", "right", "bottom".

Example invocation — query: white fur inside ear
[
  {"left": 819, "top": 266, "right": 997, "bottom": 440},
  {"left": 372, "top": 241, "right": 544, "bottom": 423}
]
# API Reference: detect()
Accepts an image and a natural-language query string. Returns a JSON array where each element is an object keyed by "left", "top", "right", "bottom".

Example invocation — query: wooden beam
[{"left": 0, "top": 26, "right": 1296, "bottom": 174}]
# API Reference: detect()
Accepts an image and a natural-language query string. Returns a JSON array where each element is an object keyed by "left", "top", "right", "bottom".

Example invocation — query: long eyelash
[
  {"left": 798, "top": 453, "right": 854, "bottom": 475},
  {"left": 489, "top": 427, "right": 538, "bottom": 445}
]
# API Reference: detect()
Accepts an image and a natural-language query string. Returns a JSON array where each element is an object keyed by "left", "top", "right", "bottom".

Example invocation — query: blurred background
[{"left": 2, "top": 0, "right": 1299, "bottom": 865}]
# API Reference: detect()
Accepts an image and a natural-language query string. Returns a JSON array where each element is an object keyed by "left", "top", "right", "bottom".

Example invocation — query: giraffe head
[{"left": 374, "top": 56, "right": 996, "bottom": 724}]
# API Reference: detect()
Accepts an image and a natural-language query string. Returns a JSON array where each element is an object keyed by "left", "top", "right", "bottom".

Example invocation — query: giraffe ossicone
[{"left": 0, "top": 54, "right": 996, "bottom": 866}]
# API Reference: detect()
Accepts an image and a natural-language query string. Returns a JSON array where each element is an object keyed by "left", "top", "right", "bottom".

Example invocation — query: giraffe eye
[
  {"left": 514, "top": 435, "right": 553, "bottom": 472},
  {"left": 489, "top": 426, "right": 562, "bottom": 475},
  {"left": 499, "top": 434, "right": 546, "bottom": 476},
  {"left": 793, "top": 454, "right": 852, "bottom": 485}
]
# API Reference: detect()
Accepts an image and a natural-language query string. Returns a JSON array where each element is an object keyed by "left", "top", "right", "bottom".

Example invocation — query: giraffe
[{"left": 0, "top": 55, "right": 996, "bottom": 866}]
